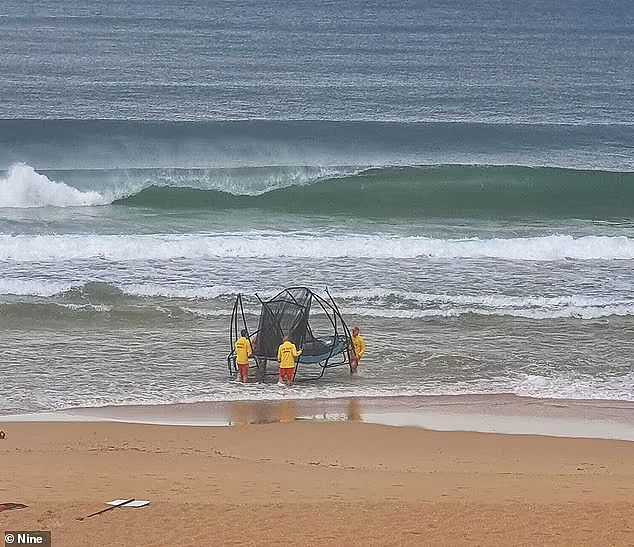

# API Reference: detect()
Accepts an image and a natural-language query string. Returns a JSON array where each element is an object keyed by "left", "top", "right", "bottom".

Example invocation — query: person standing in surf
[
  {"left": 277, "top": 336, "right": 302, "bottom": 386},
  {"left": 350, "top": 327, "right": 365, "bottom": 374},
  {"left": 235, "top": 329, "right": 253, "bottom": 383}
]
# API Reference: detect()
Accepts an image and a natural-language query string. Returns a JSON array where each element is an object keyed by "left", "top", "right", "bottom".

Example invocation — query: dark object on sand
[
  {"left": 76, "top": 498, "right": 135, "bottom": 521},
  {"left": 227, "top": 287, "right": 354, "bottom": 380},
  {"left": 0, "top": 430, "right": 5, "bottom": 439},
  {"left": 0, "top": 503, "right": 27, "bottom": 512}
]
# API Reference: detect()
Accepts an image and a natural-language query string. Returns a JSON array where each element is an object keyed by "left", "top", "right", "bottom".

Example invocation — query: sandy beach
[{"left": 1, "top": 409, "right": 633, "bottom": 546}]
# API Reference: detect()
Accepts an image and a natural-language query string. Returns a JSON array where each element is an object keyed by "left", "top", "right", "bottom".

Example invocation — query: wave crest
[
  {"left": 0, "top": 163, "right": 108, "bottom": 208},
  {"left": 2, "top": 164, "right": 634, "bottom": 218}
]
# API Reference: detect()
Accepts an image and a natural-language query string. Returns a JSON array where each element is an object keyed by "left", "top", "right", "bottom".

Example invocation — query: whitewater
[{"left": 1, "top": 154, "right": 633, "bottom": 415}]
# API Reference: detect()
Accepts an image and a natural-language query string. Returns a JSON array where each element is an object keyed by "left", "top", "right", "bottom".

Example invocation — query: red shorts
[
  {"left": 279, "top": 367, "right": 295, "bottom": 381},
  {"left": 238, "top": 363, "right": 249, "bottom": 374}
]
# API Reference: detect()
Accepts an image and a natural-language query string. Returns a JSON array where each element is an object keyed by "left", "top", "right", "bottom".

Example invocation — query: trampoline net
[{"left": 254, "top": 288, "right": 313, "bottom": 358}]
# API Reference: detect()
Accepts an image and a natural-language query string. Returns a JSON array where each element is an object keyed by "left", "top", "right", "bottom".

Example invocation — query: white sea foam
[
  {"left": 144, "top": 165, "right": 362, "bottom": 196},
  {"left": 0, "top": 279, "right": 620, "bottom": 310},
  {"left": 180, "top": 307, "right": 253, "bottom": 317},
  {"left": 14, "top": 372, "right": 634, "bottom": 413},
  {"left": 514, "top": 372, "right": 634, "bottom": 401},
  {"left": 332, "top": 288, "right": 631, "bottom": 308},
  {"left": 55, "top": 302, "right": 113, "bottom": 313},
  {"left": 0, "top": 279, "right": 244, "bottom": 300},
  {"left": 1, "top": 232, "right": 633, "bottom": 261},
  {"left": 0, "top": 278, "right": 74, "bottom": 296},
  {"left": 1, "top": 279, "right": 630, "bottom": 319},
  {"left": 340, "top": 304, "right": 634, "bottom": 320},
  {"left": 140, "top": 303, "right": 634, "bottom": 320},
  {"left": 0, "top": 163, "right": 108, "bottom": 208},
  {"left": 123, "top": 283, "right": 242, "bottom": 299}
]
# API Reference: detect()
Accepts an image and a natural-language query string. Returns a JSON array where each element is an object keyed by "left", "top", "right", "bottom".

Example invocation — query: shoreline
[{"left": 3, "top": 393, "right": 634, "bottom": 440}]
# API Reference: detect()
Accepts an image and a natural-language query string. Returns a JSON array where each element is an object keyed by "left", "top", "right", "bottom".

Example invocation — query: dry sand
[{"left": 1, "top": 419, "right": 633, "bottom": 546}]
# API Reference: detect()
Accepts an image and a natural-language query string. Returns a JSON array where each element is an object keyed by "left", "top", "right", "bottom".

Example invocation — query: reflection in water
[
  {"left": 228, "top": 402, "right": 249, "bottom": 426},
  {"left": 347, "top": 399, "right": 361, "bottom": 421},
  {"left": 227, "top": 398, "right": 363, "bottom": 426},
  {"left": 278, "top": 401, "right": 296, "bottom": 423},
  {"left": 229, "top": 401, "right": 280, "bottom": 425}
]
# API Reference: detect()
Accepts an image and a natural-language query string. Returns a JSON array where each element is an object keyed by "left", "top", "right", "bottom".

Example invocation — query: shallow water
[{"left": 0, "top": 0, "right": 632, "bottom": 414}]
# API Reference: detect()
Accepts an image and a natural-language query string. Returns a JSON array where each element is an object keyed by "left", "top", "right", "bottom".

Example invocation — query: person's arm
[
  {"left": 247, "top": 339, "right": 253, "bottom": 358},
  {"left": 277, "top": 345, "right": 282, "bottom": 363},
  {"left": 359, "top": 337, "right": 366, "bottom": 358},
  {"left": 292, "top": 344, "right": 302, "bottom": 357}
]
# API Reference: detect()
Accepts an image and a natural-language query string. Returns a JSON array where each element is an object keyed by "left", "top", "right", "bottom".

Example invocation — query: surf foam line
[
  {"left": 339, "top": 304, "right": 634, "bottom": 320},
  {"left": 11, "top": 372, "right": 634, "bottom": 413},
  {"left": 1, "top": 233, "right": 633, "bottom": 261},
  {"left": 331, "top": 288, "right": 634, "bottom": 309},
  {"left": 111, "top": 286, "right": 634, "bottom": 310},
  {"left": 4, "top": 281, "right": 632, "bottom": 321},
  {"left": 2, "top": 278, "right": 631, "bottom": 322},
  {"left": 1, "top": 299, "right": 630, "bottom": 322},
  {"left": 0, "top": 278, "right": 75, "bottom": 297},
  {"left": 182, "top": 304, "right": 634, "bottom": 320}
]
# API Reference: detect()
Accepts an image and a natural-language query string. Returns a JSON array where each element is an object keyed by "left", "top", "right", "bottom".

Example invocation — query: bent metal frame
[{"left": 226, "top": 287, "right": 354, "bottom": 381}]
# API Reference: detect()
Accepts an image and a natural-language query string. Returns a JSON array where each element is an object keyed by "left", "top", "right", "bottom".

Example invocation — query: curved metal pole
[
  {"left": 326, "top": 287, "right": 355, "bottom": 373},
  {"left": 227, "top": 294, "right": 241, "bottom": 375},
  {"left": 309, "top": 293, "right": 339, "bottom": 369}
]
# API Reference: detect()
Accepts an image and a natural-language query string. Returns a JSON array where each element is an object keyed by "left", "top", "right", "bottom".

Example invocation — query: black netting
[{"left": 254, "top": 288, "right": 313, "bottom": 358}]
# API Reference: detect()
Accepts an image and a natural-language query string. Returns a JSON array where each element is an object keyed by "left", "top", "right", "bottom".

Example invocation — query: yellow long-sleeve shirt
[
  {"left": 352, "top": 334, "right": 365, "bottom": 359},
  {"left": 277, "top": 340, "right": 302, "bottom": 368},
  {"left": 235, "top": 336, "right": 252, "bottom": 365}
]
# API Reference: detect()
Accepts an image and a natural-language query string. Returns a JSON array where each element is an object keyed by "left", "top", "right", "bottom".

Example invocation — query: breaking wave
[
  {"left": 0, "top": 162, "right": 632, "bottom": 219},
  {"left": 0, "top": 163, "right": 108, "bottom": 208}
]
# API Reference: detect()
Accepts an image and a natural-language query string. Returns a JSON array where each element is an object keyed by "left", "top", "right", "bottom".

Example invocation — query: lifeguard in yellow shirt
[
  {"left": 234, "top": 329, "right": 253, "bottom": 383},
  {"left": 277, "top": 336, "right": 302, "bottom": 386},
  {"left": 350, "top": 326, "right": 365, "bottom": 374}
]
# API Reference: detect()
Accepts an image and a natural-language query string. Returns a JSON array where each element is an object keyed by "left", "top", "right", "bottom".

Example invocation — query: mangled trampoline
[{"left": 227, "top": 287, "right": 354, "bottom": 380}]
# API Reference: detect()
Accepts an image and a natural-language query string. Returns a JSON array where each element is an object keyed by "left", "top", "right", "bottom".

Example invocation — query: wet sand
[{"left": 8, "top": 394, "right": 634, "bottom": 440}]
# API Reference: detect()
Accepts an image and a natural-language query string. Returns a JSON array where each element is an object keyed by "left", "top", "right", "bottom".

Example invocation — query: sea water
[{"left": 0, "top": 0, "right": 632, "bottom": 414}]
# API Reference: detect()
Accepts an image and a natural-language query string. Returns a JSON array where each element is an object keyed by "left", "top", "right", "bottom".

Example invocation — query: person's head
[
  {"left": 352, "top": 326, "right": 360, "bottom": 336},
  {"left": 241, "top": 329, "right": 247, "bottom": 337},
  {"left": 283, "top": 336, "right": 290, "bottom": 342}
]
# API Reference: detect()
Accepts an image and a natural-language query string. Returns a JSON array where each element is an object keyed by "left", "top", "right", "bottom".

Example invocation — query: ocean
[{"left": 0, "top": 0, "right": 632, "bottom": 415}]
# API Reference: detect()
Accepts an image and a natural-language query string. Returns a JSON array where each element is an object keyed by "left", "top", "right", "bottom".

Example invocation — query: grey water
[{"left": 0, "top": 0, "right": 632, "bottom": 414}]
